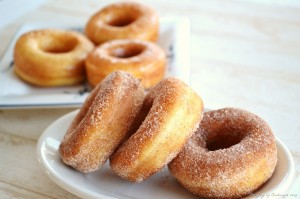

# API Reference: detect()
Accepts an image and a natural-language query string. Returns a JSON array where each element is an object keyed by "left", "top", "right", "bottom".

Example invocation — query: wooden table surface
[{"left": 0, "top": 0, "right": 299, "bottom": 198}]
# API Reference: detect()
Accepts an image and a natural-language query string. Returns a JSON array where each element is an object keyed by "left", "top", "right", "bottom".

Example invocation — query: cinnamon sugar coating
[
  {"left": 110, "top": 77, "right": 204, "bottom": 182},
  {"left": 59, "top": 71, "right": 145, "bottom": 173},
  {"left": 168, "top": 108, "right": 277, "bottom": 199}
]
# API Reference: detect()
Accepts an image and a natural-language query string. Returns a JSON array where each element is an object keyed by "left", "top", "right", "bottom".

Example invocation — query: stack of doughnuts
[
  {"left": 84, "top": 1, "right": 166, "bottom": 89},
  {"left": 60, "top": 70, "right": 204, "bottom": 178},
  {"left": 13, "top": 1, "right": 166, "bottom": 89},
  {"left": 59, "top": 71, "right": 278, "bottom": 199}
]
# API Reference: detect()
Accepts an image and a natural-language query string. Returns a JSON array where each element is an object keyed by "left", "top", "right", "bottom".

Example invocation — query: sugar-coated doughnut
[
  {"left": 168, "top": 108, "right": 277, "bottom": 199},
  {"left": 85, "top": 39, "right": 166, "bottom": 89},
  {"left": 59, "top": 71, "right": 145, "bottom": 173},
  {"left": 85, "top": 2, "right": 159, "bottom": 45},
  {"left": 14, "top": 29, "right": 94, "bottom": 87},
  {"left": 110, "top": 77, "right": 204, "bottom": 182}
]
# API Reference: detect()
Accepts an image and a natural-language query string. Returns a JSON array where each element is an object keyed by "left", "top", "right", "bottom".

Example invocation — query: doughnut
[
  {"left": 85, "top": 2, "right": 159, "bottom": 45},
  {"left": 110, "top": 77, "right": 204, "bottom": 182},
  {"left": 59, "top": 71, "right": 145, "bottom": 173},
  {"left": 85, "top": 39, "right": 166, "bottom": 89},
  {"left": 14, "top": 29, "right": 94, "bottom": 87},
  {"left": 168, "top": 108, "right": 277, "bottom": 199}
]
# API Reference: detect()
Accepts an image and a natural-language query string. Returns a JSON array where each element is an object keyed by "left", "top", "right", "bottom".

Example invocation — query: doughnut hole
[
  {"left": 206, "top": 129, "right": 246, "bottom": 151},
  {"left": 39, "top": 35, "right": 78, "bottom": 54},
  {"left": 109, "top": 44, "right": 145, "bottom": 59},
  {"left": 126, "top": 96, "right": 153, "bottom": 138},
  {"left": 104, "top": 10, "right": 141, "bottom": 27}
]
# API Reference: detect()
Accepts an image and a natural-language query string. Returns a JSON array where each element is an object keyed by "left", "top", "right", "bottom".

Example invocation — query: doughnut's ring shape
[
  {"left": 59, "top": 71, "right": 145, "bottom": 173},
  {"left": 168, "top": 108, "right": 277, "bottom": 199},
  {"left": 110, "top": 77, "right": 204, "bottom": 182},
  {"left": 85, "top": 39, "right": 166, "bottom": 89},
  {"left": 85, "top": 1, "right": 159, "bottom": 45},
  {"left": 14, "top": 29, "right": 94, "bottom": 87}
]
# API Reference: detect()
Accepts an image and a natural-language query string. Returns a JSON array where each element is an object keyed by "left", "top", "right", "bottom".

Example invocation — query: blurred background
[{"left": 1, "top": 0, "right": 299, "bottom": 151}]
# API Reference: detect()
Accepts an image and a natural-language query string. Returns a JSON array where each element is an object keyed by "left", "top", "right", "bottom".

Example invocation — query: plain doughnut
[
  {"left": 85, "top": 39, "right": 166, "bottom": 89},
  {"left": 85, "top": 2, "right": 159, "bottom": 45},
  {"left": 59, "top": 71, "right": 145, "bottom": 173},
  {"left": 168, "top": 108, "right": 277, "bottom": 199},
  {"left": 14, "top": 29, "right": 94, "bottom": 86}
]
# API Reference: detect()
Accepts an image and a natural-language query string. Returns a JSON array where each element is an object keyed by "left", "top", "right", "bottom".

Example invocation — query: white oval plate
[{"left": 37, "top": 110, "right": 295, "bottom": 199}]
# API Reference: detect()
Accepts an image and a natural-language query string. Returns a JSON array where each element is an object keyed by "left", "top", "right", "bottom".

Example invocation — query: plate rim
[{"left": 36, "top": 110, "right": 295, "bottom": 199}]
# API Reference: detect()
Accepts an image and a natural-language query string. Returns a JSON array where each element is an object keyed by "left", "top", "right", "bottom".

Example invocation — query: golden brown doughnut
[
  {"left": 85, "top": 39, "right": 166, "bottom": 89},
  {"left": 168, "top": 108, "right": 277, "bottom": 199},
  {"left": 59, "top": 71, "right": 145, "bottom": 173},
  {"left": 14, "top": 29, "right": 94, "bottom": 87},
  {"left": 85, "top": 2, "right": 159, "bottom": 45},
  {"left": 110, "top": 77, "right": 204, "bottom": 182}
]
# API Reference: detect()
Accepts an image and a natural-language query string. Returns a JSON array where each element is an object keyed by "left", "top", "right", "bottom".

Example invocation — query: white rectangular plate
[{"left": 0, "top": 17, "right": 190, "bottom": 109}]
